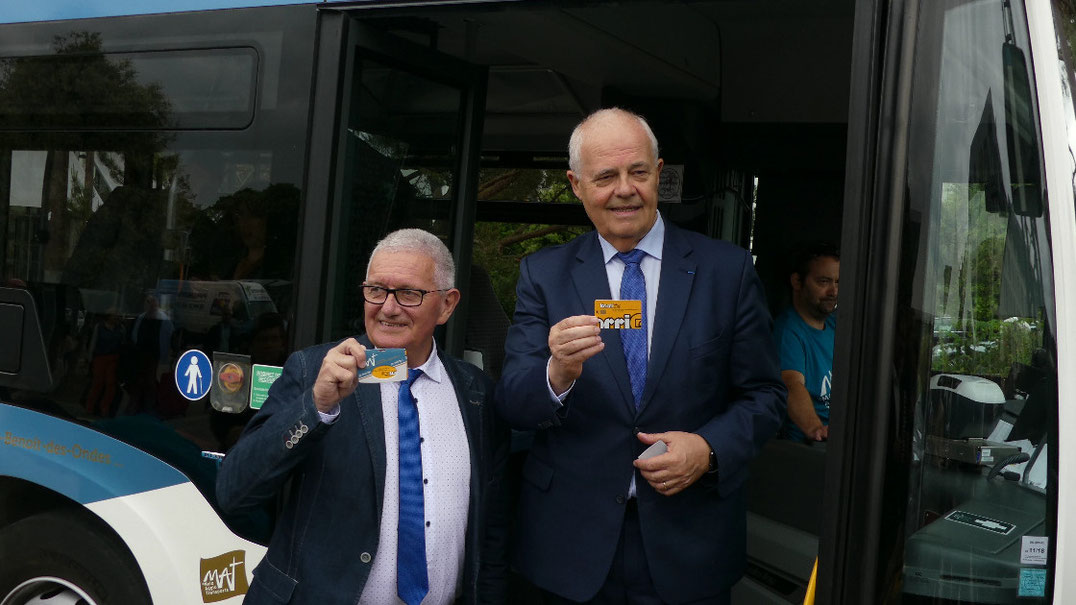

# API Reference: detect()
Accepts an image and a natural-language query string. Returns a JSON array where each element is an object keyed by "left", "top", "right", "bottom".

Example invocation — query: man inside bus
[
  {"left": 497, "top": 107, "right": 786, "bottom": 604},
  {"left": 216, "top": 228, "right": 509, "bottom": 605},
  {"left": 773, "top": 242, "right": 840, "bottom": 443}
]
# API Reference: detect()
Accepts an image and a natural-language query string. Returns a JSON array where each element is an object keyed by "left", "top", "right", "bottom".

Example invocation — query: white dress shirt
[{"left": 321, "top": 344, "right": 471, "bottom": 605}]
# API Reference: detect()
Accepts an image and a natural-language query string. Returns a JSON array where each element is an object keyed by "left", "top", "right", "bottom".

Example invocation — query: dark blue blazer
[
  {"left": 217, "top": 337, "right": 510, "bottom": 605},
  {"left": 496, "top": 224, "right": 786, "bottom": 603}
]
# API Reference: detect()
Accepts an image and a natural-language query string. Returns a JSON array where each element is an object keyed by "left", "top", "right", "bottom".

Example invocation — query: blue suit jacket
[
  {"left": 496, "top": 225, "right": 786, "bottom": 603},
  {"left": 217, "top": 337, "right": 510, "bottom": 605}
]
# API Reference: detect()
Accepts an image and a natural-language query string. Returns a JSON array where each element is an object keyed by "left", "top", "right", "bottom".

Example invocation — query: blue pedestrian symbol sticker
[{"left": 175, "top": 349, "right": 212, "bottom": 401}]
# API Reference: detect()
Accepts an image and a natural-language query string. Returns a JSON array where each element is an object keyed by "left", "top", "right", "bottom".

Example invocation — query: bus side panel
[
  {"left": 0, "top": 404, "right": 265, "bottom": 603},
  {"left": 86, "top": 483, "right": 266, "bottom": 605}
]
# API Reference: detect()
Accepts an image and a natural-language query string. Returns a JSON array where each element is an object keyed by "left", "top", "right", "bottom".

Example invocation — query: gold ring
[{"left": 662, "top": 481, "right": 667, "bottom": 490}]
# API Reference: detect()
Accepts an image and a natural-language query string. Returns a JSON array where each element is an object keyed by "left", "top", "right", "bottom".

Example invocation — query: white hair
[
  {"left": 568, "top": 107, "right": 660, "bottom": 174},
  {"left": 367, "top": 228, "right": 455, "bottom": 289}
]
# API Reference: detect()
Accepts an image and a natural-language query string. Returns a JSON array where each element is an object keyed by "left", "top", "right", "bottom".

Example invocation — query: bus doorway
[{"left": 321, "top": 2, "right": 853, "bottom": 603}]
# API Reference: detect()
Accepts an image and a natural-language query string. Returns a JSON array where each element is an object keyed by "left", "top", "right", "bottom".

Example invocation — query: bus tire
[{"left": 0, "top": 510, "right": 151, "bottom": 605}]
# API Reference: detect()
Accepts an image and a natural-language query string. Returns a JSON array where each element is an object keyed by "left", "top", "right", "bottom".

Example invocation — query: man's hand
[
  {"left": 548, "top": 315, "right": 604, "bottom": 394},
  {"left": 312, "top": 338, "right": 367, "bottom": 413},
  {"left": 633, "top": 431, "right": 712, "bottom": 496},
  {"left": 807, "top": 424, "right": 829, "bottom": 441}
]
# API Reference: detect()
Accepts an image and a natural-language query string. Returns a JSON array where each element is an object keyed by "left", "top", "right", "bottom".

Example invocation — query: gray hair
[
  {"left": 568, "top": 107, "right": 660, "bottom": 174},
  {"left": 367, "top": 228, "right": 455, "bottom": 289}
]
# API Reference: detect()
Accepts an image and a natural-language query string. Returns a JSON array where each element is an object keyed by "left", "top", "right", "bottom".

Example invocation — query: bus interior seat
[{"left": 747, "top": 438, "right": 827, "bottom": 536}]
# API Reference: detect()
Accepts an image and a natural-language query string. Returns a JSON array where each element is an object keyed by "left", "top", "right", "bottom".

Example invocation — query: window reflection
[
  {"left": 897, "top": 1, "right": 1056, "bottom": 602},
  {"left": 0, "top": 28, "right": 301, "bottom": 545}
]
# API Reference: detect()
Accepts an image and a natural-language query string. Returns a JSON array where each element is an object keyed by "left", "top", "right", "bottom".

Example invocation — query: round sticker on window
[{"left": 218, "top": 363, "right": 244, "bottom": 394}]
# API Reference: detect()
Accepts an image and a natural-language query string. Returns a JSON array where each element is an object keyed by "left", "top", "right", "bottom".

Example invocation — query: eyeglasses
[{"left": 361, "top": 285, "right": 448, "bottom": 307}]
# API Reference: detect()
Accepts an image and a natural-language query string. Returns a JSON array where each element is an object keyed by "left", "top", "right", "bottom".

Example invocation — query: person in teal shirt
[{"left": 774, "top": 243, "right": 839, "bottom": 442}]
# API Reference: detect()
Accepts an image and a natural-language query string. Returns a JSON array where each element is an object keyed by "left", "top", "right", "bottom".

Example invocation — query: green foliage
[
  {"left": 473, "top": 221, "right": 590, "bottom": 318},
  {"left": 472, "top": 168, "right": 590, "bottom": 316},
  {"left": 929, "top": 183, "right": 1045, "bottom": 377},
  {"left": 932, "top": 317, "right": 1041, "bottom": 377}
]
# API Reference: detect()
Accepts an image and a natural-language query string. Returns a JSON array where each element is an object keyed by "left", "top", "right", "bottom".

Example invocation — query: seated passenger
[{"left": 774, "top": 242, "right": 840, "bottom": 442}]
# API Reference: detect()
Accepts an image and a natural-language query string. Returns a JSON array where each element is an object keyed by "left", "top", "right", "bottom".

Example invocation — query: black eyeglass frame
[{"left": 360, "top": 284, "right": 450, "bottom": 307}]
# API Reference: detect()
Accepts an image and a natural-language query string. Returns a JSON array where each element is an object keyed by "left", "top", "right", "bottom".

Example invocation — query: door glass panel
[
  {"left": 326, "top": 52, "right": 465, "bottom": 341},
  {"left": 896, "top": 0, "right": 1056, "bottom": 602}
]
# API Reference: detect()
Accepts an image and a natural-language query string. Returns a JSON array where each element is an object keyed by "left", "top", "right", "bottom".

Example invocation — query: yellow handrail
[{"left": 803, "top": 558, "right": 818, "bottom": 605}]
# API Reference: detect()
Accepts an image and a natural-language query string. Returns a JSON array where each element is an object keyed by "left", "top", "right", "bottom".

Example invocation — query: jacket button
[
  {"left": 360, "top": 552, "right": 372, "bottom": 563},
  {"left": 616, "top": 495, "right": 625, "bottom": 504},
  {"left": 285, "top": 441, "right": 294, "bottom": 449}
]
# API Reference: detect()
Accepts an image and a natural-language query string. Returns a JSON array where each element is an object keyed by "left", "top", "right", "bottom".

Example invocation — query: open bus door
[{"left": 316, "top": 15, "right": 487, "bottom": 362}]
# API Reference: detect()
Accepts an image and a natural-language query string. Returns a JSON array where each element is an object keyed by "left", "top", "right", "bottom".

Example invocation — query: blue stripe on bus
[
  {"left": 0, "top": 404, "right": 189, "bottom": 504},
  {"left": 0, "top": 0, "right": 314, "bottom": 24}
]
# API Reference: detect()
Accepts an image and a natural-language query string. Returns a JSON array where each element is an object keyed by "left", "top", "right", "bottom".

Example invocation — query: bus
[{"left": 0, "top": 0, "right": 1072, "bottom": 603}]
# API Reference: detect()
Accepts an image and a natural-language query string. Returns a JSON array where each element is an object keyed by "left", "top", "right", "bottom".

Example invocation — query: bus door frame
[{"left": 299, "top": 10, "right": 487, "bottom": 356}]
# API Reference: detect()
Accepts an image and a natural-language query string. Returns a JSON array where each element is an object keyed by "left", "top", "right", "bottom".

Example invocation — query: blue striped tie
[
  {"left": 617, "top": 249, "right": 647, "bottom": 408},
  {"left": 397, "top": 368, "right": 428, "bottom": 605}
]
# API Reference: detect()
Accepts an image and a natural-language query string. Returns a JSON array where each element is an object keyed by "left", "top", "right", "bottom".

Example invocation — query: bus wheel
[{"left": 0, "top": 510, "right": 151, "bottom": 605}]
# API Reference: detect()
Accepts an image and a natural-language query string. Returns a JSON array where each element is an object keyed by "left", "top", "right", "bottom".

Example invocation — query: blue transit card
[{"left": 358, "top": 348, "right": 408, "bottom": 383}]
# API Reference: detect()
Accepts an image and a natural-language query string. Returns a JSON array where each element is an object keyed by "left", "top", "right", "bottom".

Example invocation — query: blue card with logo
[{"left": 358, "top": 348, "right": 407, "bottom": 383}]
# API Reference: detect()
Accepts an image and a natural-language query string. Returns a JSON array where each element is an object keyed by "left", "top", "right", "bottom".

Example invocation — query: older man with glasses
[{"left": 217, "top": 228, "right": 509, "bottom": 605}]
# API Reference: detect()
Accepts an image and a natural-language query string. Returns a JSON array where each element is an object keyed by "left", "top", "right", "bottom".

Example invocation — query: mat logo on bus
[
  {"left": 200, "top": 550, "right": 248, "bottom": 602},
  {"left": 594, "top": 300, "right": 643, "bottom": 330}
]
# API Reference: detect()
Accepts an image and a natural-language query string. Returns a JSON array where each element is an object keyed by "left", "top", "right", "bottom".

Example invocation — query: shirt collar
[
  {"left": 411, "top": 339, "right": 445, "bottom": 384},
  {"left": 598, "top": 212, "right": 665, "bottom": 264}
]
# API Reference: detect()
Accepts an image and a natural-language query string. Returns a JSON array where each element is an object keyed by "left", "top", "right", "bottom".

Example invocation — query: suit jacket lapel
[
  {"left": 640, "top": 225, "right": 696, "bottom": 411},
  {"left": 571, "top": 233, "right": 635, "bottom": 414},
  {"left": 352, "top": 335, "right": 387, "bottom": 516}
]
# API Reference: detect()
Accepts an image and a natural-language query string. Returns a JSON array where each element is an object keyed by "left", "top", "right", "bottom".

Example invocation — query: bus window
[
  {"left": 896, "top": 0, "right": 1056, "bottom": 601},
  {"left": 0, "top": 9, "right": 313, "bottom": 549}
]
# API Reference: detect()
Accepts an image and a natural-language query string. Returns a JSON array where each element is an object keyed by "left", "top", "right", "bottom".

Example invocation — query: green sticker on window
[
  {"left": 250, "top": 364, "right": 283, "bottom": 410},
  {"left": 1018, "top": 568, "right": 1047, "bottom": 598}
]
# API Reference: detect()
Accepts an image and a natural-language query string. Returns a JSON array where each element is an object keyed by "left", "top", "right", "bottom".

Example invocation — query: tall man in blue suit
[
  {"left": 497, "top": 108, "right": 786, "bottom": 604},
  {"left": 217, "top": 229, "right": 509, "bottom": 605}
]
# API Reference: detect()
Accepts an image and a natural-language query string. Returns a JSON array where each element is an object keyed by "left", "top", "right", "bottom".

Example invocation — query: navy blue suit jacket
[
  {"left": 496, "top": 224, "right": 785, "bottom": 603},
  {"left": 217, "top": 337, "right": 510, "bottom": 605}
]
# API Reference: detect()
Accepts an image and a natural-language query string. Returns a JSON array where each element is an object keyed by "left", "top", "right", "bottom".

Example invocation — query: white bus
[{"left": 0, "top": 0, "right": 1073, "bottom": 603}]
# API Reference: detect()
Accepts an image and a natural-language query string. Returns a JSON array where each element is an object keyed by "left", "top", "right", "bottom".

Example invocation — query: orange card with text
[{"left": 594, "top": 299, "right": 643, "bottom": 329}]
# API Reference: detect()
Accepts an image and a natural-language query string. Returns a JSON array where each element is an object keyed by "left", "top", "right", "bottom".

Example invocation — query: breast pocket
[{"left": 690, "top": 334, "right": 730, "bottom": 394}]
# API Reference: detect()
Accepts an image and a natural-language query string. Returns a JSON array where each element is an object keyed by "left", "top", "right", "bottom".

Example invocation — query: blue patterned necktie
[
  {"left": 397, "top": 368, "right": 428, "bottom": 605},
  {"left": 617, "top": 249, "right": 648, "bottom": 408}
]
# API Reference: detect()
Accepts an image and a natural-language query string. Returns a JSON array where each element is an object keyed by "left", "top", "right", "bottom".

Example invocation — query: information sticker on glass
[
  {"left": 249, "top": 364, "right": 283, "bottom": 410},
  {"left": 1020, "top": 536, "right": 1049, "bottom": 566},
  {"left": 358, "top": 348, "right": 407, "bottom": 383}
]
